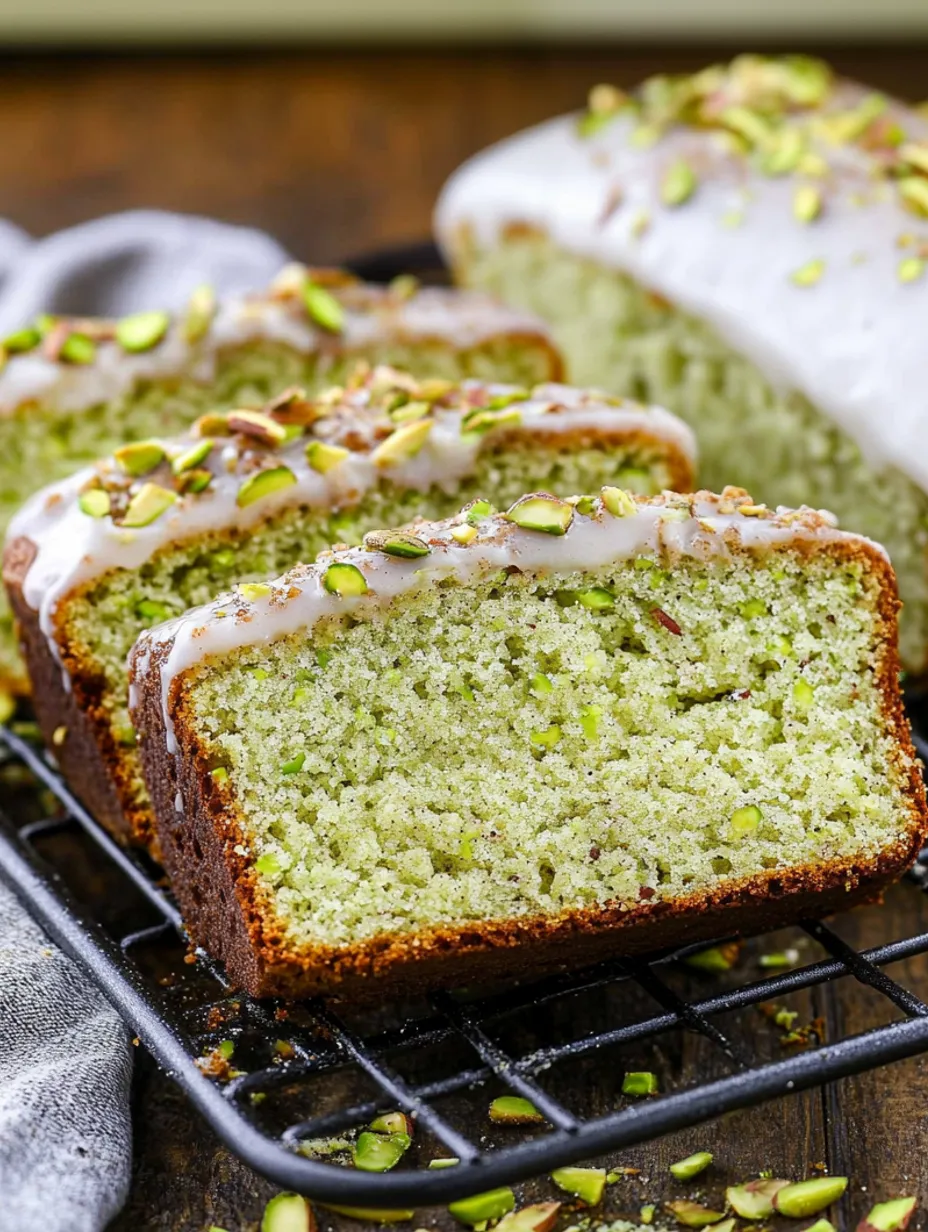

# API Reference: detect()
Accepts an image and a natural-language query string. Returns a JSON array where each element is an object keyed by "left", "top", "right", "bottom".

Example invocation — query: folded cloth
[{"left": 0, "top": 210, "right": 291, "bottom": 1230}]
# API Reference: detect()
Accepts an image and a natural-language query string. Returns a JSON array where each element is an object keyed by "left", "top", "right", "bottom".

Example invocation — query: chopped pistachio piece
[
  {"left": 760, "top": 947, "right": 800, "bottom": 969},
  {"left": 115, "top": 310, "right": 171, "bottom": 353},
  {"left": 662, "top": 159, "right": 697, "bottom": 207},
  {"left": 122, "top": 482, "right": 177, "bottom": 528},
  {"left": 531, "top": 673, "right": 554, "bottom": 695},
  {"left": 180, "top": 468, "right": 213, "bottom": 494},
  {"left": 217, "top": 1039, "right": 234, "bottom": 1060},
  {"left": 449, "top": 1189, "right": 515, "bottom": 1227},
  {"left": 665, "top": 1201, "right": 726, "bottom": 1228},
  {"left": 428, "top": 1157, "right": 460, "bottom": 1169},
  {"left": 670, "top": 1152, "right": 713, "bottom": 1180},
  {"left": 195, "top": 412, "right": 231, "bottom": 437},
  {"left": 261, "top": 1193, "right": 315, "bottom": 1232},
  {"left": 136, "top": 598, "right": 174, "bottom": 623},
  {"left": 640, "top": 1206, "right": 656, "bottom": 1225},
  {"left": 369, "top": 1111, "right": 413, "bottom": 1136},
  {"left": 488, "top": 1095, "right": 544, "bottom": 1125},
  {"left": 388, "top": 273, "right": 420, "bottom": 301},
  {"left": 227, "top": 409, "right": 288, "bottom": 445},
  {"left": 577, "top": 587, "right": 614, "bottom": 611},
  {"left": 622, "top": 1071, "right": 659, "bottom": 1096},
  {"left": 352, "top": 1129, "right": 411, "bottom": 1173},
  {"left": 794, "top": 184, "right": 822, "bottom": 223},
  {"left": 551, "top": 1167, "right": 606, "bottom": 1206},
  {"left": 2, "top": 326, "right": 41, "bottom": 353},
  {"left": 363, "top": 530, "right": 430, "bottom": 559},
  {"left": 183, "top": 283, "right": 216, "bottom": 343},
  {"left": 726, "top": 1179, "right": 791, "bottom": 1220},
  {"left": 255, "top": 852, "right": 281, "bottom": 877},
  {"left": 302, "top": 279, "right": 345, "bottom": 332},
  {"left": 391, "top": 399, "right": 431, "bottom": 425},
  {"left": 451, "top": 523, "right": 478, "bottom": 545},
  {"left": 793, "top": 677, "right": 815, "bottom": 710},
  {"left": 572, "top": 495, "right": 598, "bottom": 516},
  {"left": 531, "top": 725, "right": 562, "bottom": 751},
  {"left": 114, "top": 440, "right": 166, "bottom": 477},
  {"left": 898, "top": 257, "right": 925, "bottom": 284},
  {"left": 773, "top": 1177, "right": 848, "bottom": 1218},
  {"left": 495, "top": 1202, "right": 562, "bottom": 1232},
  {"left": 858, "top": 1199, "right": 917, "bottom": 1232},
  {"left": 731, "top": 804, "right": 763, "bottom": 837},
  {"left": 323, "top": 562, "right": 368, "bottom": 597},
  {"left": 60, "top": 332, "right": 96, "bottom": 365},
  {"left": 371, "top": 418, "right": 433, "bottom": 467},
  {"left": 791, "top": 258, "right": 826, "bottom": 287},
  {"left": 320, "top": 1206, "right": 415, "bottom": 1223},
  {"left": 899, "top": 176, "right": 928, "bottom": 216},
  {"left": 210, "top": 767, "right": 229, "bottom": 784},
  {"left": 684, "top": 943, "right": 739, "bottom": 972},
  {"left": 465, "top": 499, "right": 495, "bottom": 525},
  {"left": 78, "top": 488, "right": 111, "bottom": 518},
  {"left": 506, "top": 495, "right": 573, "bottom": 536},
  {"left": 239, "top": 581, "right": 270, "bottom": 603},
  {"left": 580, "top": 704, "right": 602, "bottom": 739},
  {"left": 305, "top": 440, "right": 349, "bottom": 474},
  {"left": 805, "top": 1222, "right": 837, "bottom": 1232},
  {"left": 762, "top": 127, "right": 805, "bottom": 175},
  {"left": 236, "top": 465, "right": 298, "bottom": 508},
  {"left": 602, "top": 486, "right": 637, "bottom": 517},
  {"left": 172, "top": 438, "right": 213, "bottom": 474}
]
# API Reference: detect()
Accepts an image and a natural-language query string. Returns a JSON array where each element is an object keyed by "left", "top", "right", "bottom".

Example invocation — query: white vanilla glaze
[
  {"left": 9, "top": 379, "right": 695, "bottom": 679},
  {"left": 126, "top": 490, "right": 878, "bottom": 753},
  {"left": 0, "top": 282, "right": 552, "bottom": 417},
  {"left": 435, "top": 80, "right": 928, "bottom": 492}
]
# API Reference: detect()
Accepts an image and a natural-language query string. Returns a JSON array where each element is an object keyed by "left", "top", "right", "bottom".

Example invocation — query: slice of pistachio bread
[
  {"left": 436, "top": 54, "right": 928, "bottom": 674},
  {"left": 0, "top": 264, "right": 561, "bottom": 707},
  {"left": 128, "top": 488, "right": 926, "bottom": 999},
  {"left": 5, "top": 369, "right": 693, "bottom": 850}
]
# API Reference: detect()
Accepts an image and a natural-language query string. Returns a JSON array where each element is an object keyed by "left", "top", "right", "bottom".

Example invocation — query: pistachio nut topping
[
  {"left": 78, "top": 488, "right": 111, "bottom": 518},
  {"left": 602, "top": 486, "right": 638, "bottom": 517},
  {"left": 370, "top": 418, "right": 434, "bottom": 467},
  {"left": 171, "top": 439, "right": 213, "bottom": 475},
  {"left": 322, "top": 562, "right": 368, "bottom": 597},
  {"left": 662, "top": 159, "right": 698, "bottom": 207},
  {"left": 114, "top": 440, "right": 166, "bottom": 477},
  {"left": 122, "top": 482, "right": 177, "bottom": 528},
  {"left": 115, "top": 310, "right": 170, "bottom": 353},
  {"left": 506, "top": 494, "right": 574, "bottom": 535},
  {"left": 363, "top": 530, "right": 431, "bottom": 559},
  {"left": 302, "top": 278, "right": 345, "bottom": 333},
  {"left": 183, "top": 284, "right": 217, "bottom": 344},
  {"left": 227, "top": 409, "right": 289, "bottom": 446},
  {"left": 236, "top": 466, "right": 298, "bottom": 508},
  {"left": 3, "top": 326, "right": 41, "bottom": 354},
  {"left": 305, "top": 440, "right": 349, "bottom": 474},
  {"left": 59, "top": 332, "right": 96, "bottom": 365}
]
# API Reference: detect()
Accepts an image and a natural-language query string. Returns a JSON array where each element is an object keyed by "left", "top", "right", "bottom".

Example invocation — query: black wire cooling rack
[{"left": 3, "top": 719, "right": 928, "bottom": 1205}]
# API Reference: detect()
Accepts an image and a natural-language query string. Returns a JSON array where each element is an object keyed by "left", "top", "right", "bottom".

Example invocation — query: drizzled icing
[
  {"left": 0, "top": 271, "right": 552, "bottom": 417},
  {"left": 9, "top": 375, "right": 695, "bottom": 672},
  {"left": 127, "top": 487, "right": 877, "bottom": 754},
  {"left": 434, "top": 59, "right": 928, "bottom": 492}
]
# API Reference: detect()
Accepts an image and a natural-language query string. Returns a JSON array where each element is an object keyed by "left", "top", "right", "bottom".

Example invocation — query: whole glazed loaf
[
  {"left": 436, "top": 54, "right": 928, "bottom": 675},
  {"left": 0, "top": 264, "right": 561, "bottom": 703},
  {"left": 4, "top": 369, "right": 694, "bottom": 850},
  {"left": 129, "top": 488, "right": 925, "bottom": 999}
]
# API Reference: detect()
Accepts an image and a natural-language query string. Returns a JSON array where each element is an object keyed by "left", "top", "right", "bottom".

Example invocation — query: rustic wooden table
[{"left": 0, "top": 42, "right": 927, "bottom": 1232}]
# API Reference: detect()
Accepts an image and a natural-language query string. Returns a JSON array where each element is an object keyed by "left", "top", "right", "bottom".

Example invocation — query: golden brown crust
[{"left": 136, "top": 534, "right": 928, "bottom": 1000}]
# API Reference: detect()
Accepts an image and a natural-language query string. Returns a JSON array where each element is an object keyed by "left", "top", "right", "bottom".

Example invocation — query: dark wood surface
[{"left": 1, "top": 43, "right": 927, "bottom": 1232}]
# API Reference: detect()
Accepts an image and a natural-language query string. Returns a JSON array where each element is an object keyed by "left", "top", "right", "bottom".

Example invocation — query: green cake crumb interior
[
  {"left": 65, "top": 442, "right": 671, "bottom": 815},
  {"left": 453, "top": 234, "right": 928, "bottom": 672},
  {"left": 186, "top": 549, "right": 907, "bottom": 947},
  {"left": 1, "top": 334, "right": 552, "bottom": 696}
]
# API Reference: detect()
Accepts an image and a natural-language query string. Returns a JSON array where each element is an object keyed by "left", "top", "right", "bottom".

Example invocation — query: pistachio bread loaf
[
  {"left": 0, "top": 264, "right": 561, "bottom": 706},
  {"left": 5, "top": 370, "right": 693, "bottom": 850},
  {"left": 436, "top": 54, "right": 928, "bottom": 674},
  {"left": 128, "top": 488, "right": 925, "bottom": 999}
]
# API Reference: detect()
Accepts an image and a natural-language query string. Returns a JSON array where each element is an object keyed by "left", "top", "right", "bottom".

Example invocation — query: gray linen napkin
[{"left": 0, "top": 211, "right": 291, "bottom": 1229}]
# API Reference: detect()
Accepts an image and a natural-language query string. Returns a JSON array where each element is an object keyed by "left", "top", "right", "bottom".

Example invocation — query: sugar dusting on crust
[
  {"left": 128, "top": 485, "right": 881, "bottom": 753},
  {"left": 0, "top": 264, "right": 553, "bottom": 416},
  {"left": 435, "top": 55, "right": 928, "bottom": 492},
  {"left": 7, "top": 370, "right": 695, "bottom": 675}
]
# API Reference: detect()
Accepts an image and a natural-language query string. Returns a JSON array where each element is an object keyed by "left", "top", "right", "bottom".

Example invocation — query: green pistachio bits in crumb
[
  {"left": 623, "top": 1072, "right": 659, "bottom": 1096},
  {"left": 665, "top": 1201, "right": 727, "bottom": 1228},
  {"left": 731, "top": 804, "right": 763, "bottom": 837},
  {"left": 551, "top": 1168, "right": 606, "bottom": 1206},
  {"left": 506, "top": 494, "right": 573, "bottom": 534},
  {"left": 352, "top": 1129, "right": 411, "bottom": 1173},
  {"left": 773, "top": 1177, "right": 849, "bottom": 1218},
  {"left": 115, "top": 311, "right": 171, "bottom": 353},
  {"left": 302, "top": 280, "right": 345, "bottom": 333},
  {"left": 449, "top": 1189, "right": 516, "bottom": 1226},
  {"left": 320, "top": 1206, "right": 416, "bottom": 1223},
  {"left": 323, "top": 562, "right": 368, "bottom": 597},
  {"left": 495, "top": 1202, "right": 562, "bottom": 1232},
  {"left": 236, "top": 465, "right": 298, "bottom": 508},
  {"left": 670, "top": 1152, "right": 713, "bottom": 1180},
  {"left": 859, "top": 1198, "right": 918, "bottom": 1232},
  {"left": 261, "top": 1193, "right": 314, "bottom": 1232},
  {"left": 488, "top": 1095, "right": 544, "bottom": 1124},
  {"left": 78, "top": 489, "right": 110, "bottom": 518},
  {"left": 428, "top": 1157, "right": 460, "bottom": 1169}
]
